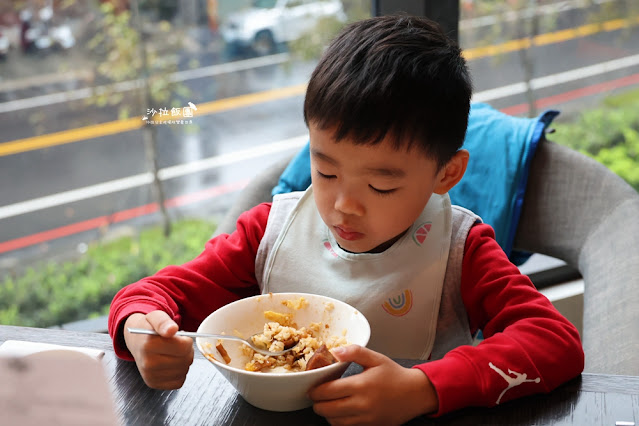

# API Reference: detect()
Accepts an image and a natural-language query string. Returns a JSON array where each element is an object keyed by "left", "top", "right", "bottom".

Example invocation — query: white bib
[{"left": 260, "top": 187, "right": 452, "bottom": 359}]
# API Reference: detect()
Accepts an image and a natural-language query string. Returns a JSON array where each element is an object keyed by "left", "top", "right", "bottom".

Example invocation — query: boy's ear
[{"left": 433, "top": 149, "right": 469, "bottom": 195}]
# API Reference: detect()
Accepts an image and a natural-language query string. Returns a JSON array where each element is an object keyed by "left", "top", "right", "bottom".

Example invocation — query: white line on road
[
  {"left": 158, "top": 136, "right": 304, "bottom": 181},
  {"left": 2, "top": 52, "right": 639, "bottom": 220},
  {"left": 0, "top": 174, "right": 155, "bottom": 221},
  {"left": 472, "top": 53, "right": 639, "bottom": 103},
  {"left": 0, "top": 53, "right": 291, "bottom": 114},
  {"left": 0, "top": 135, "right": 307, "bottom": 220},
  {"left": 170, "top": 53, "right": 291, "bottom": 82}
]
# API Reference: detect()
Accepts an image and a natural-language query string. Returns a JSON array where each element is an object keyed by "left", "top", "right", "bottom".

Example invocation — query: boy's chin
[{"left": 333, "top": 238, "right": 368, "bottom": 254}]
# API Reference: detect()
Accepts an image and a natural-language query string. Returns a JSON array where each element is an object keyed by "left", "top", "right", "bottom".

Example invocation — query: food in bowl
[
  {"left": 244, "top": 318, "right": 345, "bottom": 372},
  {"left": 203, "top": 301, "right": 347, "bottom": 372},
  {"left": 196, "top": 292, "right": 370, "bottom": 412}
]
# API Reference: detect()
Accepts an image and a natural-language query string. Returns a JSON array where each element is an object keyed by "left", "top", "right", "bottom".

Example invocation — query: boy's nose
[{"left": 334, "top": 191, "right": 364, "bottom": 217}]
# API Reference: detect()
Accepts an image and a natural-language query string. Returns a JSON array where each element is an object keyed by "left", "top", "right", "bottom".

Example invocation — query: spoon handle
[{"left": 127, "top": 328, "right": 243, "bottom": 342}]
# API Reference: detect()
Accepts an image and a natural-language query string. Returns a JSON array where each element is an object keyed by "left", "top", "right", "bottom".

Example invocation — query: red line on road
[
  {"left": 2, "top": 72, "right": 639, "bottom": 256},
  {"left": 0, "top": 179, "right": 249, "bottom": 255},
  {"left": 500, "top": 72, "right": 639, "bottom": 116}
]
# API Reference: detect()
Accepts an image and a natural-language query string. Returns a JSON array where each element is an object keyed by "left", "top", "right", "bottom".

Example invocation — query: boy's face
[{"left": 309, "top": 124, "right": 449, "bottom": 254}]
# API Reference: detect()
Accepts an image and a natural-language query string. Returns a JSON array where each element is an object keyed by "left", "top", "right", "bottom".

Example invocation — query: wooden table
[{"left": 1, "top": 325, "right": 638, "bottom": 425}]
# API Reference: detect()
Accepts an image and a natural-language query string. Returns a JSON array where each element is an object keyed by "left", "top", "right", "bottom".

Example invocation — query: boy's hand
[
  {"left": 308, "top": 345, "right": 438, "bottom": 426},
  {"left": 123, "top": 311, "right": 194, "bottom": 390}
]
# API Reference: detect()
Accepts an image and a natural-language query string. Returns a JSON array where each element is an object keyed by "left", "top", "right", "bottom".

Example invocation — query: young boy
[{"left": 109, "top": 15, "right": 584, "bottom": 424}]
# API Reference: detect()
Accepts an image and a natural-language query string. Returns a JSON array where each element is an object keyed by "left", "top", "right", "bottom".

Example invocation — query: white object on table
[
  {"left": 0, "top": 341, "right": 118, "bottom": 425},
  {"left": 0, "top": 339, "right": 105, "bottom": 360}
]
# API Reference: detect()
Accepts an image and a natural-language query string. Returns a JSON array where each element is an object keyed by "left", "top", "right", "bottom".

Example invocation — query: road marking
[
  {"left": 0, "top": 117, "right": 142, "bottom": 157},
  {"left": 462, "top": 16, "right": 639, "bottom": 60},
  {"left": 158, "top": 135, "right": 306, "bottom": 180},
  {"left": 0, "top": 53, "right": 292, "bottom": 113},
  {"left": 472, "top": 53, "right": 639, "bottom": 102},
  {"left": 500, "top": 72, "right": 639, "bottom": 115},
  {"left": 0, "top": 69, "right": 94, "bottom": 93},
  {"left": 185, "top": 83, "right": 306, "bottom": 117},
  {"left": 3, "top": 66, "right": 639, "bottom": 223},
  {"left": 0, "top": 135, "right": 307, "bottom": 220},
  {"left": 0, "top": 83, "right": 307, "bottom": 157},
  {"left": 2, "top": 72, "right": 638, "bottom": 254},
  {"left": 170, "top": 53, "right": 291, "bottom": 82},
  {"left": 3, "top": 50, "right": 639, "bottom": 158},
  {"left": 0, "top": 180, "right": 250, "bottom": 255},
  {"left": 460, "top": 0, "right": 616, "bottom": 29}
]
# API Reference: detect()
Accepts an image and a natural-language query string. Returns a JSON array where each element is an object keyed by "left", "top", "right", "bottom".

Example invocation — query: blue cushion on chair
[
  {"left": 452, "top": 103, "right": 559, "bottom": 261},
  {"left": 272, "top": 103, "right": 559, "bottom": 264},
  {"left": 272, "top": 143, "right": 313, "bottom": 198}
]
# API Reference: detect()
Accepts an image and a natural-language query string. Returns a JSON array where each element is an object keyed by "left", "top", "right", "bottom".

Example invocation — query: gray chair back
[{"left": 514, "top": 139, "right": 639, "bottom": 376}]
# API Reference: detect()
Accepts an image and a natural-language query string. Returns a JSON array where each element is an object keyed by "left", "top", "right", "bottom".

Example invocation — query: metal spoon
[{"left": 126, "top": 327, "right": 298, "bottom": 356}]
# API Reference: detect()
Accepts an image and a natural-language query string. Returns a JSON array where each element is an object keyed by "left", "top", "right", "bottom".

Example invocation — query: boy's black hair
[{"left": 304, "top": 15, "right": 472, "bottom": 168}]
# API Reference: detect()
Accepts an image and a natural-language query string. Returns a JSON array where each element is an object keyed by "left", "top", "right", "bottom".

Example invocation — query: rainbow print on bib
[{"left": 382, "top": 290, "right": 413, "bottom": 316}]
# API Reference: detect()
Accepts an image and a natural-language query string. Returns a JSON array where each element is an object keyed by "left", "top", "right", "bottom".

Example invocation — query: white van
[{"left": 220, "top": 0, "right": 346, "bottom": 55}]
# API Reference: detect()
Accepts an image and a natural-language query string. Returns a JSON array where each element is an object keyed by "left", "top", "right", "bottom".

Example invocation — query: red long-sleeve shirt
[{"left": 108, "top": 202, "right": 584, "bottom": 416}]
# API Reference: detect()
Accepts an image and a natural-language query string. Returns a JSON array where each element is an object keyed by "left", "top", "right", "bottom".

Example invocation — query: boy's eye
[
  {"left": 316, "top": 171, "right": 336, "bottom": 179},
  {"left": 369, "top": 185, "right": 397, "bottom": 195}
]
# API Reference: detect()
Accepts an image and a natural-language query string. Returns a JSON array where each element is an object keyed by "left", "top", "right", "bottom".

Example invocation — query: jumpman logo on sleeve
[{"left": 488, "top": 362, "right": 541, "bottom": 404}]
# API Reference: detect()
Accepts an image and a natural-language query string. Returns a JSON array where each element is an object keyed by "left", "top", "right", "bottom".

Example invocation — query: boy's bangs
[{"left": 307, "top": 93, "right": 438, "bottom": 158}]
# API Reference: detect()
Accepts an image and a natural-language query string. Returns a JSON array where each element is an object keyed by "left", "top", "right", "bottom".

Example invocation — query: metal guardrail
[{"left": 51, "top": 315, "right": 109, "bottom": 333}]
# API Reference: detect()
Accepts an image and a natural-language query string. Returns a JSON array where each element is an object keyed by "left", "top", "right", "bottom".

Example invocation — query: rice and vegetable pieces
[{"left": 204, "top": 297, "right": 348, "bottom": 372}]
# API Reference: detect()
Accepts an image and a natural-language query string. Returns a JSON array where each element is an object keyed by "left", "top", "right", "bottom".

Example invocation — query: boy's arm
[
  {"left": 108, "top": 202, "right": 272, "bottom": 360},
  {"left": 415, "top": 223, "right": 584, "bottom": 416}
]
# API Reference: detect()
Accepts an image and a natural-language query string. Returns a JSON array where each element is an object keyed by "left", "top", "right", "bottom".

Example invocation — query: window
[{"left": 0, "top": 0, "right": 370, "bottom": 329}]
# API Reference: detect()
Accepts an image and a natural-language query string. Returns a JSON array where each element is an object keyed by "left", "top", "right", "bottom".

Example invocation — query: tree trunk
[
  {"left": 518, "top": 0, "right": 539, "bottom": 118},
  {"left": 142, "top": 125, "right": 171, "bottom": 237},
  {"left": 131, "top": 0, "right": 172, "bottom": 236}
]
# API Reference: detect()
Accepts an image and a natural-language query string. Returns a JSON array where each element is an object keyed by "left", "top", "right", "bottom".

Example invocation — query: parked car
[{"left": 220, "top": 0, "right": 346, "bottom": 56}]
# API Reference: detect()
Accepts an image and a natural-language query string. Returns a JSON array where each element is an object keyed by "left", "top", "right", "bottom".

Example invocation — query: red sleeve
[
  {"left": 415, "top": 223, "right": 584, "bottom": 416},
  {"left": 107, "top": 203, "right": 272, "bottom": 360}
]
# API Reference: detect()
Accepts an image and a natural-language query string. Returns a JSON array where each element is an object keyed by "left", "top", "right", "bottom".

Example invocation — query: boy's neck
[{"left": 339, "top": 229, "right": 409, "bottom": 254}]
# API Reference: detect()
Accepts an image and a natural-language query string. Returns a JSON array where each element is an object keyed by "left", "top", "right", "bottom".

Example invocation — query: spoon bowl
[{"left": 126, "top": 327, "right": 298, "bottom": 356}]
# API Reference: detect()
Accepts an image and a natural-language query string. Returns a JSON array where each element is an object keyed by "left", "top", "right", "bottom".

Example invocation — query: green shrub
[
  {"left": 0, "top": 218, "right": 216, "bottom": 328},
  {"left": 550, "top": 90, "right": 639, "bottom": 192},
  {"left": 592, "top": 127, "right": 639, "bottom": 191},
  {"left": 552, "top": 107, "right": 639, "bottom": 154}
]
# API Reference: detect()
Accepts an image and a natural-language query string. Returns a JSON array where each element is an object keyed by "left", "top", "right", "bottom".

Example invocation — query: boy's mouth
[{"left": 333, "top": 225, "right": 364, "bottom": 241}]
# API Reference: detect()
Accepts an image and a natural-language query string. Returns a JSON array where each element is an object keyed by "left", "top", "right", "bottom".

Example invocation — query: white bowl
[{"left": 196, "top": 292, "right": 371, "bottom": 412}]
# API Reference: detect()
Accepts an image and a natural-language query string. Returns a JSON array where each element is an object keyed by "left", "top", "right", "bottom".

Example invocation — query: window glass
[
  {"left": 0, "top": 0, "right": 370, "bottom": 329},
  {"left": 458, "top": 0, "right": 638, "bottom": 281},
  {"left": 3, "top": 0, "right": 637, "bottom": 332},
  {"left": 458, "top": 0, "right": 639, "bottom": 144}
]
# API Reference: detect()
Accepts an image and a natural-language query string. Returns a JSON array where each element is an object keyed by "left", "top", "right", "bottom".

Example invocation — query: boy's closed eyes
[{"left": 314, "top": 170, "right": 401, "bottom": 196}]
